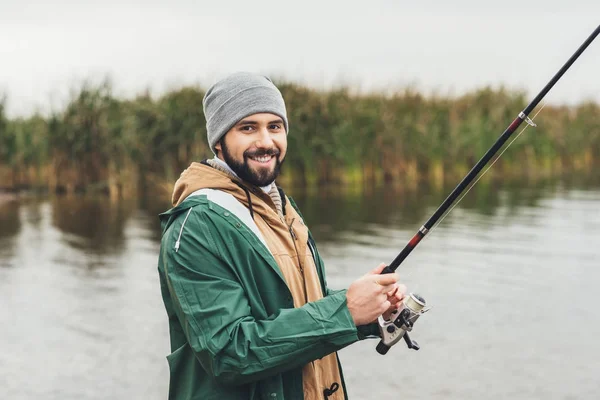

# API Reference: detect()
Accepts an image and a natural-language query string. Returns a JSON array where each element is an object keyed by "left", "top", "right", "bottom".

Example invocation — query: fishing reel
[{"left": 376, "top": 293, "right": 429, "bottom": 355}]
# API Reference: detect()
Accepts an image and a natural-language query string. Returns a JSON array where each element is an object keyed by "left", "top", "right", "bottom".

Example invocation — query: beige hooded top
[{"left": 172, "top": 162, "right": 345, "bottom": 400}]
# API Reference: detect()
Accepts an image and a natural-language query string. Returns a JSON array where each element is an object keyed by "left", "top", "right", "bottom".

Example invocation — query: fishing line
[
  {"left": 406, "top": 103, "right": 547, "bottom": 297},
  {"left": 423, "top": 101, "right": 548, "bottom": 239},
  {"left": 376, "top": 25, "right": 599, "bottom": 354}
]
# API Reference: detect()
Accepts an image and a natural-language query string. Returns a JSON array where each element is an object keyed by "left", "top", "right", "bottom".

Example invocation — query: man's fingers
[
  {"left": 369, "top": 263, "right": 387, "bottom": 275},
  {"left": 396, "top": 284, "right": 407, "bottom": 298},
  {"left": 375, "top": 273, "right": 399, "bottom": 286},
  {"left": 389, "top": 284, "right": 406, "bottom": 298},
  {"left": 379, "top": 283, "right": 396, "bottom": 294},
  {"left": 379, "top": 300, "right": 392, "bottom": 313}
]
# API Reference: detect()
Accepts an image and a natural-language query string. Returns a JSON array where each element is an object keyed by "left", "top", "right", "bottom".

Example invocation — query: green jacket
[{"left": 158, "top": 191, "right": 378, "bottom": 400}]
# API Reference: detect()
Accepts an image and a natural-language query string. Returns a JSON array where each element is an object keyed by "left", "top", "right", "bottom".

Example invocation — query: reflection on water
[
  {"left": 50, "top": 197, "right": 132, "bottom": 255},
  {"left": 1, "top": 175, "right": 599, "bottom": 399},
  {"left": 293, "top": 177, "right": 570, "bottom": 243},
  {"left": 0, "top": 202, "right": 20, "bottom": 268}
]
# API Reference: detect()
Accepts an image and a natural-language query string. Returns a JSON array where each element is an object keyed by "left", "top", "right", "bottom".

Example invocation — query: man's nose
[{"left": 255, "top": 128, "right": 275, "bottom": 148}]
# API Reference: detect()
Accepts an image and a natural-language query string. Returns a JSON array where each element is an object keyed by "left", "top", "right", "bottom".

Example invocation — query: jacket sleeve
[
  {"left": 316, "top": 246, "right": 381, "bottom": 340},
  {"left": 162, "top": 209, "right": 361, "bottom": 386}
]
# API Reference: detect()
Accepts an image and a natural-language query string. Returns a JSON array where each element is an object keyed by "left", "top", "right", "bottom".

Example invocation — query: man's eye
[
  {"left": 269, "top": 124, "right": 281, "bottom": 130},
  {"left": 240, "top": 126, "right": 254, "bottom": 132}
]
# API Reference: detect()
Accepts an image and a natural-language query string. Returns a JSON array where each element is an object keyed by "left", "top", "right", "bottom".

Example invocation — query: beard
[{"left": 220, "top": 140, "right": 284, "bottom": 187}]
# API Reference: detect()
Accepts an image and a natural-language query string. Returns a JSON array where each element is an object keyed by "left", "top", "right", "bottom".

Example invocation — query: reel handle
[
  {"left": 376, "top": 341, "right": 391, "bottom": 355},
  {"left": 403, "top": 332, "right": 419, "bottom": 350}
]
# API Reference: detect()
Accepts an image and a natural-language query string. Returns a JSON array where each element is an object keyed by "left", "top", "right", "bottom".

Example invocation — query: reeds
[{"left": 0, "top": 81, "right": 598, "bottom": 197}]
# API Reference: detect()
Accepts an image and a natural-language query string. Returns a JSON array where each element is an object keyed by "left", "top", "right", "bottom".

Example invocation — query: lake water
[{"left": 1, "top": 177, "right": 599, "bottom": 399}]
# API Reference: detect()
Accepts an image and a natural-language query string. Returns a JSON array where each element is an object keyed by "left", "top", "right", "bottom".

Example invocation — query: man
[{"left": 158, "top": 72, "right": 406, "bottom": 400}]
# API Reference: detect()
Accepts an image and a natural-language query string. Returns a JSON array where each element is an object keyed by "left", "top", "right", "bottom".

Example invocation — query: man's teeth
[{"left": 251, "top": 155, "right": 272, "bottom": 163}]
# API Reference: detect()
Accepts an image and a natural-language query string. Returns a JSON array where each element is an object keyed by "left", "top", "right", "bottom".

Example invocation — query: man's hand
[
  {"left": 382, "top": 282, "right": 407, "bottom": 321},
  {"left": 346, "top": 263, "right": 404, "bottom": 326}
]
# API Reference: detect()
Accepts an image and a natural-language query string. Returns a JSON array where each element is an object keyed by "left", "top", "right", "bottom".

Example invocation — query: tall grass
[{"left": 0, "top": 82, "right": 598, "bottom": 197}]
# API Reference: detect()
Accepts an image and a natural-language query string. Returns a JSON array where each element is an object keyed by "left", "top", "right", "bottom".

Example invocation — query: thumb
[{"left": 368, "top": 263, "right": 387, "bottom": 275}]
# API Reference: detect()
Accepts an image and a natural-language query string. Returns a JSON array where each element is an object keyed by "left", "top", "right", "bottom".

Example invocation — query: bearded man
[{"left": 158, "top": 72, "right": 405, "bottom": 400}]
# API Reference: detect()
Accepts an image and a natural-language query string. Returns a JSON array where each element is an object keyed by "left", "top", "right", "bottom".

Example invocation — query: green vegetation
[{"left": 0, "top": 81, "right": 598, "bottom": 198}]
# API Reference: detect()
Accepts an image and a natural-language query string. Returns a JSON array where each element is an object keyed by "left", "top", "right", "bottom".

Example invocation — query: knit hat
[{"left": 203, "top": 72, "right": 289, "bottom": 154}]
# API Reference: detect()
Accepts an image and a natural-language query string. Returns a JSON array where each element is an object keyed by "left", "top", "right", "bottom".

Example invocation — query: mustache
[{"left": 244, "top": 148, "right": 281, "bottom": 158}]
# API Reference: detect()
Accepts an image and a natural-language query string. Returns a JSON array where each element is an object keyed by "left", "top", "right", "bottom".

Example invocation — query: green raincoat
[{"left": 158, "top": 183, "right": 379, "bottom": 399}]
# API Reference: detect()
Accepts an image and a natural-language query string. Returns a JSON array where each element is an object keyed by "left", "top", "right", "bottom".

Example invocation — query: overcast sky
[{"left": 1, "top": 0, "right": 599, "bottom": 116}]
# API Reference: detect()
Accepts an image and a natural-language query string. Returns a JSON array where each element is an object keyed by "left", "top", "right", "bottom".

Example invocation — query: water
[{"left": 1, "top": 178, "right": 600, "bottom": 399}]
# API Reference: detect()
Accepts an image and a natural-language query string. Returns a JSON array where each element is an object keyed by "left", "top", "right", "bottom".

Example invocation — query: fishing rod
[{"left": 376, "top": 24, "right": 600, "bottom": 355}]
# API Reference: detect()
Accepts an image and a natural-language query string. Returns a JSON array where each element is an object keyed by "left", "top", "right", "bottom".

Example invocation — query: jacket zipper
[
  {"left": 286, "top": 218, "right": 302, "bottom": 273},
  {"left": 174, "top": 208, "right": 193, "bottom": 252}
]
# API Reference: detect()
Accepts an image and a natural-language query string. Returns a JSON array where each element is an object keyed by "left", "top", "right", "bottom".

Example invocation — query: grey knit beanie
[{"left": 203, "top": 72, "right": 289, "bottom": 154}]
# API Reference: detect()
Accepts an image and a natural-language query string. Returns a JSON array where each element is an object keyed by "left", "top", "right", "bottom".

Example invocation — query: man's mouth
[{"left": 248, "top": 154, "right": 275, "bottom": 164}]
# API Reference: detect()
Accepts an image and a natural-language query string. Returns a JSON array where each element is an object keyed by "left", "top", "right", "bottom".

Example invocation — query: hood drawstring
[
  {"left": 277, "top": 186, "right": 287, "bottom": 216},
  {"left": 323, "top": 382, "right": 340, "bottom": 399},
  {"left": 202, "top": 158, "right": 283, "bottom": 220}
]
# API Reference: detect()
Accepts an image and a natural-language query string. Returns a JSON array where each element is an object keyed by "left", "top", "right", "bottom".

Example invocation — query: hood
[
  {"left": 160, "top": 161, "right": 278, "bottom": 232},
  {"left": 171, "top": 161, "right": 245, "bottom": 207}
]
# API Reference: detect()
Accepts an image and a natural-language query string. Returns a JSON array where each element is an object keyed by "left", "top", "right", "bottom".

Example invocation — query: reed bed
[{"left": 0, "top": 81, "right": 598, "bottom": 198}]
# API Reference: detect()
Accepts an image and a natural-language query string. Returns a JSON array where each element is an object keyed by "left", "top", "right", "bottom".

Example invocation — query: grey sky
[{"left": 1, "top": 0, "right": 599, "bottom": 116}]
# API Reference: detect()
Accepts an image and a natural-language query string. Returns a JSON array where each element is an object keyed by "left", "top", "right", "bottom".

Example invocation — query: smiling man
[
  {"left": 217, "top": 112, "right": 286, "bottom": 187},
  {"left": 157, "top": 72, "right": 405, "bottom": 400}
]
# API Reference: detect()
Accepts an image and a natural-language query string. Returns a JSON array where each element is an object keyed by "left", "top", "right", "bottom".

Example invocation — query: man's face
[{"left": 215, "top": 113, "right": 287, "bottom": 187}]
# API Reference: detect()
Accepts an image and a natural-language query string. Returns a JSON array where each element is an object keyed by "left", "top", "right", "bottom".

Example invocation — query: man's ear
[{"left": 214, "top": 140, "right": 222, "bottom": 154}]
